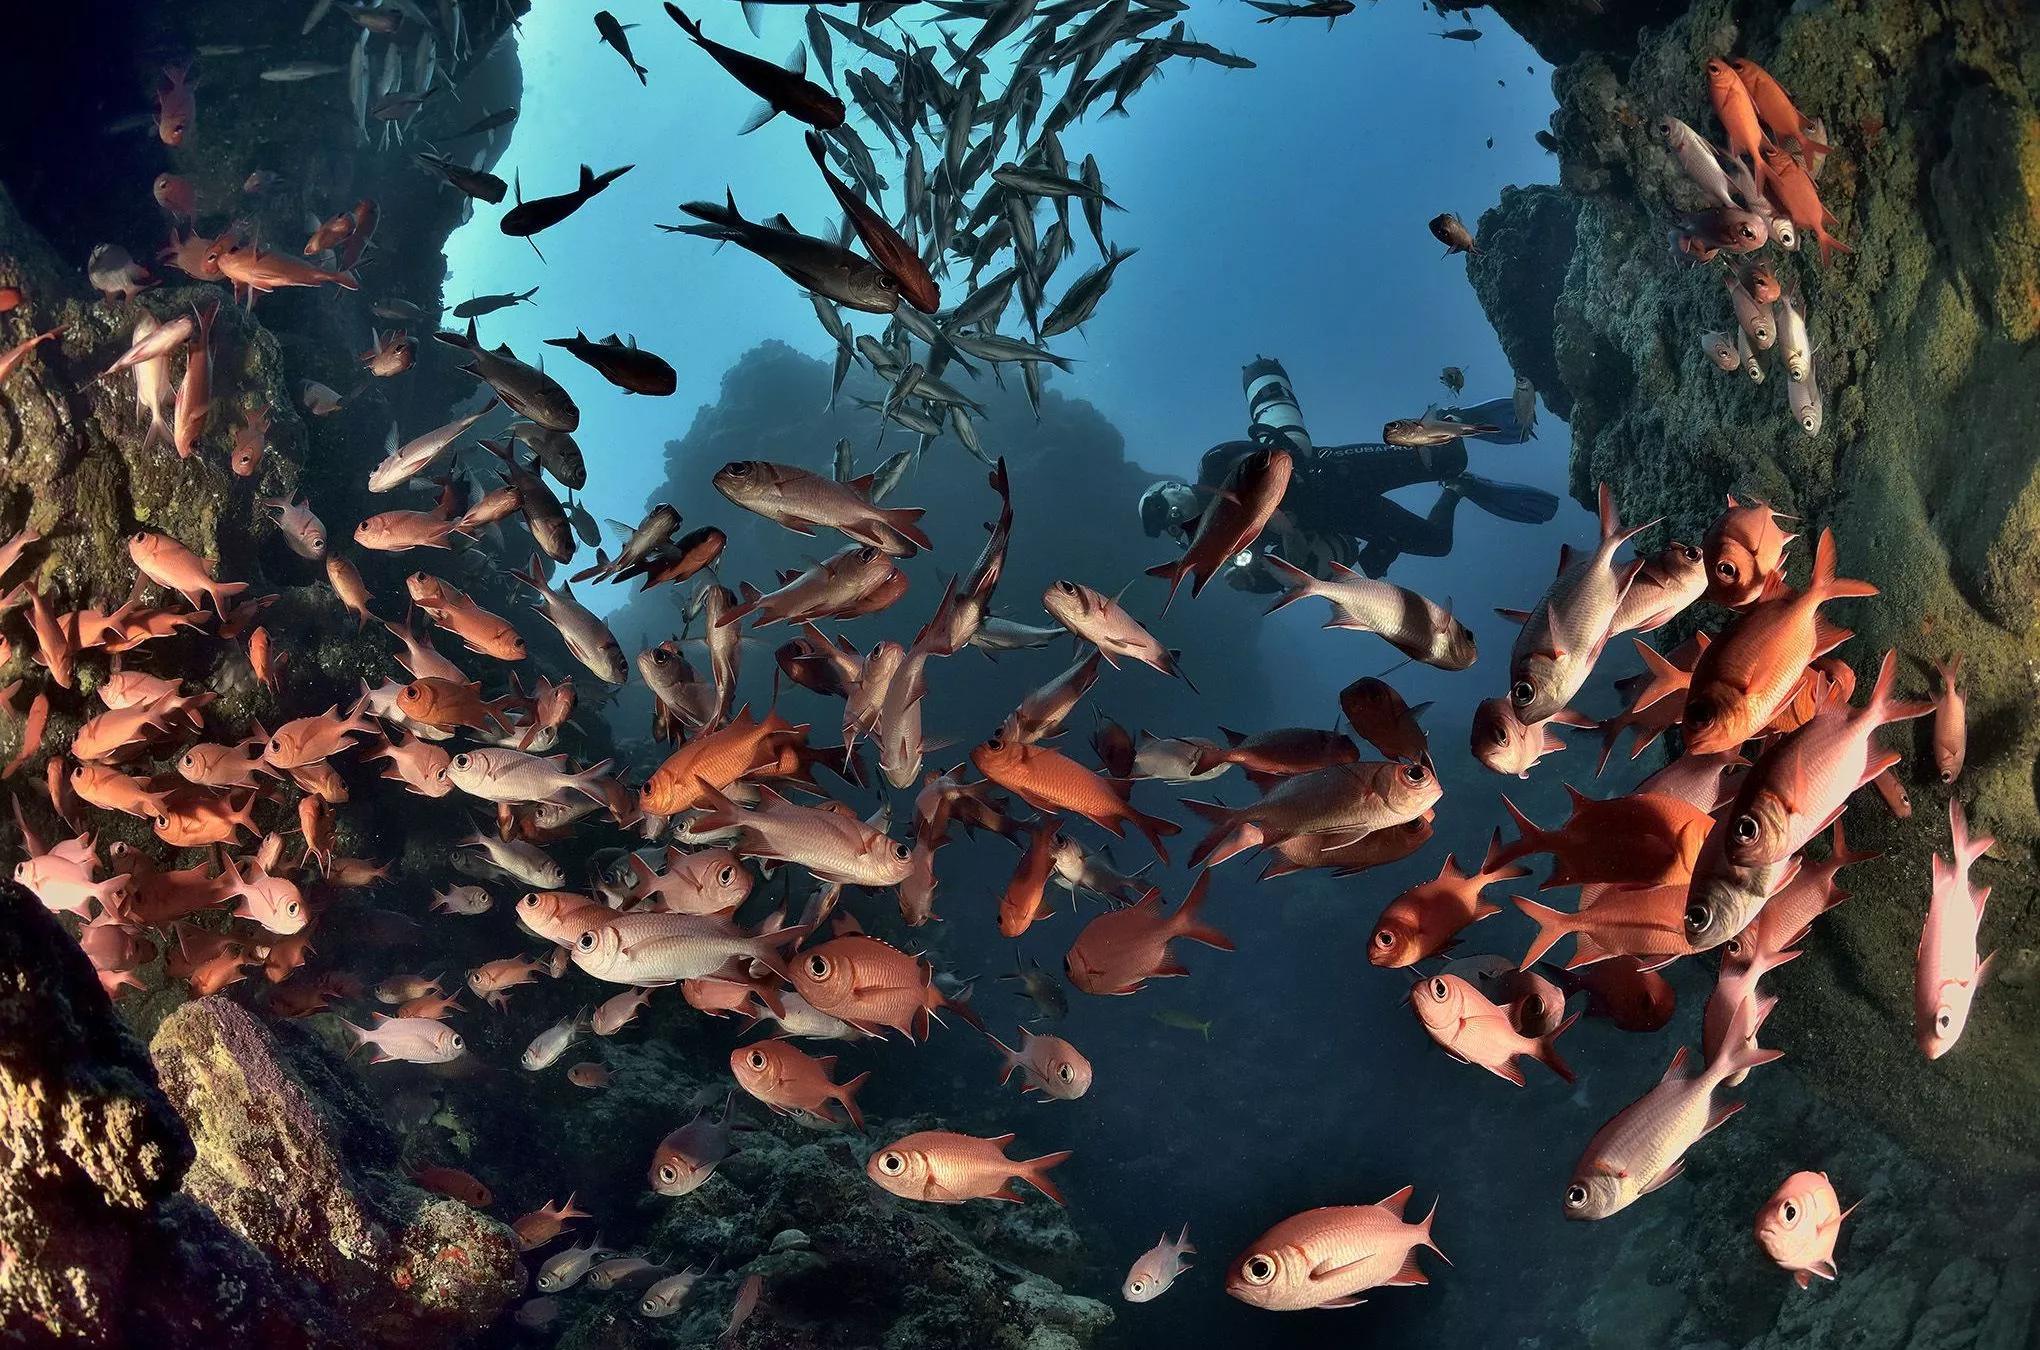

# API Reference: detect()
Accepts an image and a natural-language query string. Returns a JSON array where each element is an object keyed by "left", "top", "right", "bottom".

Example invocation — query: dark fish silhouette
[
  {"left": 543, "top": 331, "right": 677, "bottom": 396},
  {"left": 499, "top": 164, "right": 635, "bottom": 260},
  {"left": 594, "top": 11, "right": 648, "bottom": 83},
  {"left": 665, "top": 3, "right": 844, "bottom": 131}
]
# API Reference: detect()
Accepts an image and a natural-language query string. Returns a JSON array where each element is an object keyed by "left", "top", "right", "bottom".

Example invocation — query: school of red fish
[{"left": 0, "top": 12, "right": 1966, "bottom": 1331}]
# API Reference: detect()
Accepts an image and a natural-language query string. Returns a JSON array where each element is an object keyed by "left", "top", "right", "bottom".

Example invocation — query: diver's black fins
[{"left": 1453, "top": 474, "right": 1560, "bottom": 525}]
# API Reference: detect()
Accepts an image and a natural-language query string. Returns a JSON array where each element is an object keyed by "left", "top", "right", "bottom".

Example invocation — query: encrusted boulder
[
  {"left": 149, "top": 997, "right": 522, "bottom": 1349},
  {"left": 1470, "top": 184, "right": 1581, "bottom": 419}
]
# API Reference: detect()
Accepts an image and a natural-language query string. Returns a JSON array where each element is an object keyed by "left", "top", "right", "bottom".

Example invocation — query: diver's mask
[{"left": 1139, "top": 480, "right": 1201, "bottom": 540}]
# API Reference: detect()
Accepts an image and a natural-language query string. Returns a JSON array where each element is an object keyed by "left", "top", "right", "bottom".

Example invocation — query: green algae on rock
[{"left": 1466, "top": 0, "right": 2040, "bottom": 1180}]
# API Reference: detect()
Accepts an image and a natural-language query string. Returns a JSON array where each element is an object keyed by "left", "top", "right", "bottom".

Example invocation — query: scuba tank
[{"left": 1243, "top": 356, "right": 1311, "bottom": 457}]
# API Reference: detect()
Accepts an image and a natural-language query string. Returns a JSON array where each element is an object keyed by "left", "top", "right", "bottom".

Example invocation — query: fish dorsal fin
[
  {"left": 1659, "top": 1046, "right": 1690, "bottom": 1083},
  {"left": 1376, "top": 1183, "right": 1414, "bottom": 1218},
  {"left": 783, "top": 42, "right": 807, "bottom": 74}
]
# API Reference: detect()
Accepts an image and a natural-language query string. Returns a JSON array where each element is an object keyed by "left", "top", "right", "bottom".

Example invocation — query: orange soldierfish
[
  {"left": 1724, "top": 651, "right": 1930, "bottom": 867},
  {"left": 1515, "top": 880, "right": 1697, "bottom": 970},
  {"left": 791, "top": 933, "right": 946, "bottom": 1040},
  {"left": 1497, "top": 788, "right": 1713, "bottom": 890},
  {"left": 804, "top": 130, "right": 938, "bottom": 313},
  {"left": 1260, "top": 813, "right": 1434, "bottom": 881},
  {"left": 1410, "top": 971, "right": 1576, "bottom": 1086},
  {"left": 649, "top": 1095, "right": 737, "bottom": 1196},
  {"left": 206, "top": 234, "right": 359, "bottom": 296},
  {"left": 866, "top": 1130, "right": 1069, "bottom": 1205},
  {"left": 1755, "top": 1171, "right": 1858, "bottom": 1289},
  {"left": 1705, "top": 57, "right": 1770, "bottom": 175},
  {"left": 1759, "top": 145, "right": 1851, "bottom": 266},
  {"left": 1728, "top": 59, "right": 1829, "bottom": 158},
  {"left": 1226, "top": 1189, "right": 1443, "bottom": 1311},
  {"left": 512, "top": 1196, "right": 592, "bottom": 1250},
  {"left": 1563, "top": 995, "right": 1782, "bottom": 1220},
  {"left": 973, "top": 732, "right": 1180, "bottom": 862},
  {"left": 231, "top": 404, "right": 270, "bottom": 477},
  {"left": 1545, "top": 956, "right": 1677, "bottom": 1033},
  {"left": 638, "top": 707, "right": 802, "bottom": 816},
  {"left": 985, "top": 1026, "right": 1093, "bottom": 1100},
  {"left": 1368, "top": 831, "right": 1525, "bottom": 967},
  {"left": 1064, "top": 870, "right": 1232, "bottom": 996},
  {"left": 1932, "top": 654, "right": 1965, "bottom": 784},
  {"left": 409, "top": 1165, "right": 494, "bottom": 1209},
  {"left": 1916, "top": 799, "right": 1993, "bottom": 1059},
  {"left": 1671, "top": 530, "right": 1875, "bottom": 754},
  {"left": 1189, "top": 726, "right": 1359, "bottom": 784},
  {"left": 127, "top": 529, "right": 249, "bottom": 615},
  {"left": 1338, "top": 676, "right": 1430, "bottom": 763},
  {"left": 156, "top": 65, "right": 195, "bottom": 145},
  {"left": 173, "top": 300, "right": 217, "bottom": 460},
  {"left": 1505, "top": 482, "right": 1654, "bottom": 723},
  {"left": 0, "top": 326, "right": 64, "bottom": 387},
  {"left": 1145, "top": 445, "right": 1292, "bottom": 612},
  {"left": 999, "top": 823, "right": 1061, "bottom": 938},
  {"left": 731, "top": 1038, "right": 868, "bottom": 1128},
  {"left": 1184, "top": 759, "right": 1439, "bottom": 868},
  {"left": 263, "top": 699, "right": 378, "bottom": 770},
  {"left": 1736, "top": 820, "right": 1871, "bottom": 962}
]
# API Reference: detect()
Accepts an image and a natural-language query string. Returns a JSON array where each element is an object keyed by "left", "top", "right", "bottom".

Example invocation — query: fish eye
[
  {"left": 877, "top": 274, "right": 898, "bottom": 291},
  {"left": 1940, "top": 768, "right": 1954, "bottom": 784},
  {"left": 449, "top": 1034, "right": 464, "bottom": 1049},
  {"left": 1565, "top": 1183, "right": 1589, "bottom": 1209},
  {"left": 658, "top": 1164, "right": 678, "bottom": 1185},
  {"left": 1241, "top": 1255, "right": 1276, "bottom": 1285},
  {"left": 1732, "top": 815, "right": 1759, "bottom": 843},
  {"left": 807, "top": 954, "right": 831, "bottom": 979},
  {"left": 1373, "top": 930, "right": 1395, "bottom": 949},
  {"left": 1057, "top": 1063, "right": 1074, "bottom": 1082},
  {"left": 1724, "top": 937, "right": 1744, "bottom": 958},
  {"left": 1400, "top": 763, "right": 1427, "bottom": 784},
  {"left": 1681, "top": 544, "right": 1702, "bottom": 562},
  {"left": 1715, "top": 560, "right": 1738, "bottom": 581},
  {"left": 452, "top": 754, "right": 469, "bottom": 769},
  {"left": 984, "top": 735, "right": 1004, "bottom": 752},
  {"left": 894, "top": 842, "right": 912, "bottom": 861},
  {"left": 878, "top": 1151, "right": 905, "bottom": 1175},
  {"left": 1430, "top": 978, "right": 1448, "bottom": 1000},
  {"left": 155, "top": 815, "right": 170, "bottom": 828},
  {"left": 747, "top": 1049, "right": 767, "bottom": 1070},
  {"left": 1508, "top": 680, "right": 1534, "bottom": 706},
  {"left": 286, "top": 901, "right": 300, "bottom": 916},
  {"left": 1936, "top": 1009, "right": 1952, "bottom": 1031},
  {"left": 1781, "top": 1201, "right": 1799, "bottom": 1224},
  {"left": 718, "top": 865, "right": 735, "bottom": 886},
  {"left": 1129, "top": 1280, "right": 1145, "bottom": 1294},
  {"left": 1055, "top": 580, "right": 1077, "bottom": 594},
  {"left": 1684, "top": 900, "right": 1712, "bottom": 933},
  {"left": 577, "top": 930, "right": 598, "bottom": 951},
  {"left": 520, "top": 893, "right": 538, "bottom": 909}
]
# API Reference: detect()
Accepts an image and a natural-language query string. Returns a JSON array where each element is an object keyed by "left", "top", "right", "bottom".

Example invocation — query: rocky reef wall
[{"left": 1463, "top": 0, "right": 2040, "bottom": 1345}]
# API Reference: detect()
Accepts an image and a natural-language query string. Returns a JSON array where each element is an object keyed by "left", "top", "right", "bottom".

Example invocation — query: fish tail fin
[
  {"left": 1513, "top": 895, "right": 1575, "bottom": 968},
  {"left": 1416, "top": 1195, "right": 1448, "bottom": 1264},
  {"left": 663, "top": 3, "right": 702, "bottom": 40},
  {"left": 1170, "top": 869, "right": 1232, "bottom": 950},
  {"left": 1130, "top": 803, "right": 1181, "bottom": 865},
  {"left": 1477, "top": 828, "right": 1530, "bottom": 884},
  {"left": 1496, "top": 794, "right": 1543, "bottom": 861},
  {"left": 1629, "top": 637, "right": 1691, "bottom": 712},
  {"left": 1018, "top": 1151, "right": 1072, "bottom": 1205},
  {"left": 1808, "top": 528, "right": 1877, "bottom": 600},
  {"left": 1948, "top": 798, "right": 1993, "bottom": 878},
  {"left": 1538, "top": 1011, "right": 1580, "bottom": 1083},
  {"left": 1180, "top": 800, "right": 1243, "bottom": 868},
  {"left": 1144, "top": 559, "right": 1187, "bottom": 615},
  {"left": 1936, "top": 652, "right": 1961, "bottom": 693},
  {"left": 1259, "top": 556, "right": 1316, "bottom": 615},
  {"left": 836, "top": 1071, "right": 869, "bottom": 1131},
  {"left": 1828, "top": 818, "right": 1879, "bottom": 872},
  {"left": 1713, "top": 991, "right": 1785, "bottom": 1083},
  {"left": 880, "top": 506, "right": 931, "bottom": 552},
  {"left": 1862, "top": 648, "right": 1934, "bottom": 727}
]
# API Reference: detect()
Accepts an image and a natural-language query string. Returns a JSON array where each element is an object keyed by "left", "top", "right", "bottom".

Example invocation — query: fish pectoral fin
[
  {"left": 1810, "top": 1259, "right": 1838, "bottom": 1281},
  {"left": 1700, "top": 1100, "right": 1745, "bottom": 1139},
  {"left": 737, "top": 98, "right": 778, "bottom": 135},
  {"left": 1638, "top": 1162, "right": 1685, "bottom": 1196},
  {"left": 1384, "top": 1250, "right": 1430, "bottom": 1287},
  {"left": 1315, "top": 1296, "right": 1369, "bottom": 1309},
  {"left": 1306, "top": 1256, "right": 1375, "bottom": 1285}
]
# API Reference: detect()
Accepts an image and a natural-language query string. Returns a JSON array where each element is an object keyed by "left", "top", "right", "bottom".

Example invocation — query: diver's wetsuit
[{"left": 1197, "top": 437, "right": 1471, "bottom": 579}]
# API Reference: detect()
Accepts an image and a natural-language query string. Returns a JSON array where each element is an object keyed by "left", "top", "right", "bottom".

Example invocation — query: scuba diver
[{"left": 1139, "top": 357, "right": 1559, "bottom": 588}]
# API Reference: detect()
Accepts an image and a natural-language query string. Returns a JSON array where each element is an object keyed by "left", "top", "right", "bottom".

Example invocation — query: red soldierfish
[
  {"left": 1916, "top": 799, "right": 1993, "bottom": 1060},
  {"left": 1226, "top": 1189, "right": 1443, "bottom": 1310},
  {"left": 1932, "top": 654, "right": 1965, "bottom": 784},
  {"left": 1505, "top": 482, "right": 1654, "bottom": 722},
  {"left": 1145, "top": 446, "right": 1293, "bottom": 612},
  {"left": 1063, "top": 871, "right": 1232, "bottom": 996},
  {"left": 867, "top": 1130, "right": 1069, "bottom": 1204},
  {"left": 1755, "top": 1171, "right": 1858, "bottom": 1289},
  {"left": 1367, "top": 832, "right": 1524, "bottom": 967},
  {"left": 1563, "top": 996, "right": 1781, "bottom": 1220},
  {"left": 1410, "top": 971, "right": 1576, "bottom": 1086},
  {"left": 1723, "top": 650, "right": 1931, "bottom": 867}
]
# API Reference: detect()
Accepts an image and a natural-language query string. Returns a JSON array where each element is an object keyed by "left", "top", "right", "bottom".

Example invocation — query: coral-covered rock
[
  {"left": 1470, "top": 184, "right": 1580, "bottom": 419},
  {"left": 1472, "top": 0, "right": 2040, "bottom": 1179},
  {"left": 150, "top": 998, "right": 521, "bottom": 1349},
  {"left": 0, "top": 886, "right": 192, "bottom": 1339}
]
